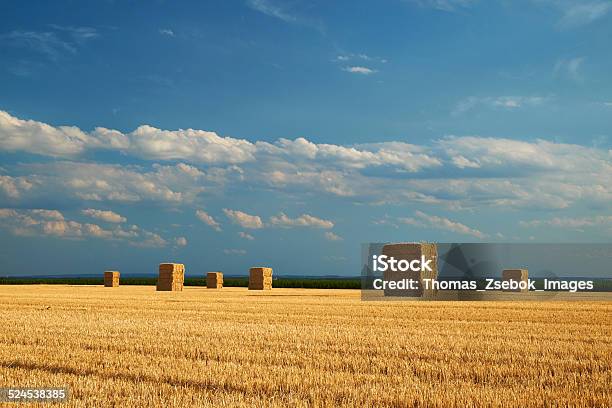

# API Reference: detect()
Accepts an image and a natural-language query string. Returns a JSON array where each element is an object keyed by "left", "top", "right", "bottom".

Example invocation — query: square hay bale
[
  {"left": 156, "top": 281, "right": 184, "bottom": 291},
  {"left": 207, "top": 272, "right": 223, "bottom": 289},
  {"left": 104, "top": 271, "right": 120, "bottom": 287},
  {"left": 157, "top": 263, "right": 185, "bottom": 291},
  {"left": 159, "top": 263, "right": 184, "bottom": 273},
  {"left": 249, "top": 267, "right": 273, "bottom": 290},
  {"left": 502, "top": 269, "right": 529, "bottom": 292},
  {"left": 381, "top": 242, "right": 438, "bottom": 298}
]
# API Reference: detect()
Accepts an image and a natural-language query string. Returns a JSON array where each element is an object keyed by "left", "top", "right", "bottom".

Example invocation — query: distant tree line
[{"left": 0, "top": 277, "right": 362, "bottom": 289}]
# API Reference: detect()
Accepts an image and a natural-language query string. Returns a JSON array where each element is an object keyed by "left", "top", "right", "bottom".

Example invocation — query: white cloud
[
  {"left": 342, "top": 66, "right": 376, "bottom": 75},
  {"left": 412, "top": 0, "right": 611, "bottom": 24},
  {"left": 31, "top": 209, "right": 64, "bottom": 220},
  {"left": 0, "top": 31, "right": 74, "bottom": 60},
  {"left": 245, "top": 0, "right": 324, "bottom": 31},
  {"left": 453, "top": 96, "right": 549, "bottom": 115},
  {"left": 22, "top": 161, "right": 209, "bottom": 204},
  {"left": 131, "top": 230, "right": 168, "bottom": 248},
  {"left": 492, "top": 96, "right": 548, "bottom": 109},
  {"left": 238, "top": 231, "right": 255, "bottom": 240},
  {"left": 269, "top": 212, "right": 334, "bottom": 229},
  {"left": 82, "top": 208, "right": 126, "bottom": 223},
  {"left": 335, "top": 53, "right": 386, "bottom": 64},
  {"left": 520, "top": 215, "right": 612, "bottom": 230},
  {"left": 196, "top": 210, "right": 222, "bottom": 232},
  {"left": 175, "top": 236, "right": 188, "bottom": 246},
  {"left": 49, "top": 25, "right": 98, "bottom": 40},
  {"left": 0, "top": 175, "right": 33, "bottom": 198},
  {"left": 0, "top": 111, "right": 444, "bottom": 174},
  {"left": 159, "top": 28, "right": 175, "bottom": 36},
  {"left": 127, "top": 125, "right": 256, "bottom": 164},
  {"left": 554, "top": 57, "right": 585, "bottom": 81},
  {"left": 399, "top": 210, "right": 486, "bottom": 238},
  {"left": 0, "top": 110, "right": 253, "bottom": 162},
  {"left": 223, "top": 208, "right": 264, "bottom": 229},
  {"left": 0, "top": 110, "right": 93, "bottom": 157},
  {"left": 0, "top": 26, "right": 99, "bottom": 61},
  {"left": 555, "top": 1, "right": 612, "bottom": 28},
  {"left": 439, "top": 136, "right": 610, "bottom": 174},
  {"left": 0, "top": 208, "right": 167, "bottom": 247},
  {"left": 324, "top": 231, "right": 343, "bottom": 241},
  {"left": 0, "top": 111, "right": 610, "bottom": 213},
  {"left": 451, "top": 155, "right": 480, "bottom": 169},
  {"left": 260, "top": 138, "right": 441, "bottom": 172},
  {"left": 246, "top": 0, "right": 297, "bottom": 22}
]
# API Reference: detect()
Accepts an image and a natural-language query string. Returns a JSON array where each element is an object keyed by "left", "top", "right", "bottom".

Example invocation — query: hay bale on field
[
  {"left": 249, "top": 267, "right": 272, "bottom": 290},
  {"left": 104, "top": 270, "right": 120, "bottom": 287},
  {"left": 157, "top": 263, "right": 185, "bottom": 291},
  {"left": 381, "top": 242, "right": 438, "bottom": 298},
  {"left": 502, "top": 269, "right": 529, "bottom": 292},
  {"left": 207, "top": 272, "right": 223, "bottom": 289}
]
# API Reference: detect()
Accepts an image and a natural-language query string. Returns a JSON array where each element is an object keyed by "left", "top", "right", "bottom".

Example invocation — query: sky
[{"left": 0, "top": 0, "right": 610, "bottom": 277}]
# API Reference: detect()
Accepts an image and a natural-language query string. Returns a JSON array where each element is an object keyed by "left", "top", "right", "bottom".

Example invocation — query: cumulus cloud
[
  {"left": 0, "top": 110, "right": 93, "bottom": 157},
  {"left": 258, "top": 136, "right": 611, "bottom": 211},
  {"left": 0, "top": 175, "right": 34, "bottom": 198},
  {"left": 342, "top": 66, "right": 376, "bottom": 75},
  {"left": 31, "top": 209, "right": 64, "bottom": 220},
  {"left": 0, "top": 111, "right": 444, "bottom": 174},
  {"left": 324, "top": 231, "right": 343, "bottom": 241},
  {"left": 223, "top": 209, "right": 264, "bottom": 229},
  {"left": 438, "top": 136, "right": 610, "bottom": 173},
  {"left": 82, "top": 208, "right": 126, "bottom": 223},
  {"left": 399, "top": 210, "right": 486, "bottom": 239},
  {"left": 127, "top": 125, "right": 256, "bottom": 164},
  {"left": 0, "top": 208, "right": 167, "bottom": 247},
  {"left": 269, "top": 212, "right": 334, "bottom": 229},
  {"left": 0, "top": 111, "right": 610, "bottom": 213},
  {"left": 196, "top": 209, "right": 222, "bottom": 231},
  {"left": 174, "top": 236, "right": 188, "bottom": 246},
  {"left": 0, "top": 110, "right": 254, "bottom": 162},
  {"left": 21, "top": 161, "right": 209, "bottom": 204},
  {"left": 238, "top": 231, "right": 254, "bottom": 240},
  {"left": 259, "top": 138, "right": 441, "bottom": 172},
  {"left": 159, "top": 28, "right": 174, "bottom": 36}
]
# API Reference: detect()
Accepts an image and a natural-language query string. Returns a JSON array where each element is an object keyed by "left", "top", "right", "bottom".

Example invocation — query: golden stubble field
[{"left": 0, "top": 285, "right": 610, "bottom": 407}]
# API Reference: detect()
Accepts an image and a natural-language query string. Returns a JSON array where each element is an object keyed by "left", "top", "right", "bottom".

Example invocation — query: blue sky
[{"left": 0, "top": 0, "right": 610, "bottom": 276}]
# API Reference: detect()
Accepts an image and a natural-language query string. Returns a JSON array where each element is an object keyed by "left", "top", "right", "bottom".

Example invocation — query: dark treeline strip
[{"left": 0, "top": 277, "right": 362, "bottom": 289}]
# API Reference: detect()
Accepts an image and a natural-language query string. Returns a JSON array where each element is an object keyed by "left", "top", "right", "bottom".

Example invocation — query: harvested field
[{"left": 0, "top": 285, "right": 610, "bottom": 407}]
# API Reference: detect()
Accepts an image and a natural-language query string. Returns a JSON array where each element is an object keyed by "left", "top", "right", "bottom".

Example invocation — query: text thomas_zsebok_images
[{"left": 370, "top": 254, "right": 595, "bottom": 292}]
